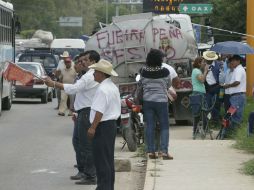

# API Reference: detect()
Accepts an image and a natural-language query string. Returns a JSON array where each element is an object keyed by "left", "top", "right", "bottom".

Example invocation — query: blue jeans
[
  {"left": 229, "top": 94, "right": 246, "bottom": 124},
  {"left": 143, "top": 101, "right": 169, "bottom": 154}
]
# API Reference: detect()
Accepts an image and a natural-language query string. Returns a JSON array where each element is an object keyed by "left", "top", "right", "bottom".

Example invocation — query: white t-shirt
[
  {"left": 63, "top": 69, "right": 98, "bottom": 111},
  {"left": 229, "top": 64, "right": 246, "bottom": 94},
  {"left": 206, "top": 62, "right": 217, "bottom": 85},
  {"left": 224, "top": 69, "right": 234, "bottom": 95},
  {"left": 57, "top": 60, "right": 74, "bottom": 72},
  {"left": 162, "top": 63, "right": 177, "bottom": 82},
  {"left": 90, "top": 78, "right": 121, "bottom": 123}
]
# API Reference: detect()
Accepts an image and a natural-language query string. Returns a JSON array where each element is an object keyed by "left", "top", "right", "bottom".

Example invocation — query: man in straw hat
[
  {"left": 203, "top": 50, "right": 222, "bottom": 124},
  {"left": 87, "top": 59, "right": 121, "bottom": 190}
]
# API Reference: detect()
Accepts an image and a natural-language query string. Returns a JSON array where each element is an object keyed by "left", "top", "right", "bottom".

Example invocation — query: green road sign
[{"left": 179, "top": 4, "right": 213, "bottom": 14}]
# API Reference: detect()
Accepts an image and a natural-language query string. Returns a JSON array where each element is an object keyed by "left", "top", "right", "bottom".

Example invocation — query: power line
[{"left": 193, "top": 23, "right": 254, "bottom": 38}]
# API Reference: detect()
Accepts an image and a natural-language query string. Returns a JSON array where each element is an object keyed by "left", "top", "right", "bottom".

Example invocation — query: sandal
[
  {"left": 147, "top": 152, "right": 158, "bottom": 159},
  {"left": 162, "top": 153, "right": 173, "bottom": 160}
]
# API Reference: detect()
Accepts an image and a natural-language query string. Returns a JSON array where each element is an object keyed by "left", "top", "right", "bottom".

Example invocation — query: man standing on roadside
[
  {"left": 45, "top": 50, "right": 100, "bottom": 185},
  {"left": 203, "top": 51, "right": 222, "bottom": 123},
  {"left": 222, "top": 54, "right": 246, "bottom": 127},
  {"left": 87, "top": 59, "right": 121, "bottom": 190}
]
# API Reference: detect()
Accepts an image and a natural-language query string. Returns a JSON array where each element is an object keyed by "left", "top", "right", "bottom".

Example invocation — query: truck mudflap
[{"left": 172, "top": 79, "right": 193, "bottom": 123}]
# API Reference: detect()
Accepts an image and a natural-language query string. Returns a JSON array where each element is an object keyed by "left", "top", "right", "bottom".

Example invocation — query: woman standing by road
[
  {"left": 140, "top": 49, "right": 173, "bottom": 160},
  {"left": 191, "top": 57, "right": 208, "bottom": 138}
]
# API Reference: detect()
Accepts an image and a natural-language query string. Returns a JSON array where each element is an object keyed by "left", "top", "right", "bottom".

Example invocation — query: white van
[{"left": 50, "top": 39, "right": 85, "bottom": 58}]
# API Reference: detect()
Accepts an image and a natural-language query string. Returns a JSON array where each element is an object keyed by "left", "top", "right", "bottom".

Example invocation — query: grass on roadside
[
  {"left": 234, "top": 97, "right": 254, "bottom": 175},
  {"left": 242, "top": 159, "right": 254, "bottom": 176},
  {"left": 134, "top": 144, "right": 146, "bottom": 158}
]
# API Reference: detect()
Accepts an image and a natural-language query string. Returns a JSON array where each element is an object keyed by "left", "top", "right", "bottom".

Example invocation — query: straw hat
[
  {"left": 203, "top": 51, "right": 218, "bottom": 61},
  {"left": 89, "top": 59, "right": 118, "bottom": 76},
  {"left": 60, "top": 51, "right": 70, "bottom": 58}
]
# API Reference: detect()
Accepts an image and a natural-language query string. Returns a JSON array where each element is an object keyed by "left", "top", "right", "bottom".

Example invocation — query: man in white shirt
[
  {"left": 87, "top": 59, "right": 121, "bottom": 190},
  {"left": 222, "top": 55, "right": 246, "bottom": 126},
  {"left": 162, "top": 63, "right": 180, "bottom": 88},
  {"left": 203, "top": 51, "right": 222, "bottom": 123},
  {"left": 45, "top": 50, "right": 100, "bottom": 185},
  {"left": 54, "top": 51, "right": 74, "bottom": 109}
]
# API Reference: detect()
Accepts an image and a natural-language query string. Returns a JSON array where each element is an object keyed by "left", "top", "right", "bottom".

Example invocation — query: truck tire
[
  {"left": 2, "top": 83, "right": 12, "bottom": 110},
  {"left": 0, "top": 86, "right": 2, "bottom": 116},
  {"left": 41, "top": 90, "right": 48, "bottom": 104},
  {"left": 124, "top": 126, "right": 137, "bottom": 152},
  {"left": 2, "top": 95, "right": 12, "bottom": 110}
]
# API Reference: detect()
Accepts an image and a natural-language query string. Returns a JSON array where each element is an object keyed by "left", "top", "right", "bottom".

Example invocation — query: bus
[{"left": 0, "top": 0, "right": 15, "bottom": 115}]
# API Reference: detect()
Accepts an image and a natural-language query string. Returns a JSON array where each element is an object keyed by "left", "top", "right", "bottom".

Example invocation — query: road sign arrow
[{"left": 183, "top": 5, "right": 188, "bottom": 12}]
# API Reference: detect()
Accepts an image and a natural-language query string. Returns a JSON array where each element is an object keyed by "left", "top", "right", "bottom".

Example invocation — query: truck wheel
[
  {"left": 41, "top": 90, "right": 48, "bottom": 104},
  {"left": 2, "top": 95, "right": 12, "bottom": 110},
  {"left": 0, "top": 86, "right": 2, "bottom": 116},
  {"left": 124, "top": 126, "right": 137, "bottom": 152}
]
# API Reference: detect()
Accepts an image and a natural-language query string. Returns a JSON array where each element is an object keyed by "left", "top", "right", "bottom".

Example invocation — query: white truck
[
  {"left": 50, "top": 38, "right": 85, "bottom": 59},
  {"left": 85, "top": 12, "right": 198, "bottom": 123}
]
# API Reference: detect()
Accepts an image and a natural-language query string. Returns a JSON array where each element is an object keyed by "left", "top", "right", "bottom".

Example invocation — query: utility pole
[{"left": 247, "top": 0, "right": 254, "bottom": 96}]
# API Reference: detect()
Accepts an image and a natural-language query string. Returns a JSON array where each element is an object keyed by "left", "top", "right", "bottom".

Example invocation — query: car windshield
[
  {"left": 19, "top": 55, "right": 56, "bottom": 68},
  {"left": 18, "top": 64, "right": 42, "bottom": 76}
]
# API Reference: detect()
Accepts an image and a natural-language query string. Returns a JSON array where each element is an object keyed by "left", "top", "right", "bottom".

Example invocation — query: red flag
[{"left": 3, "top": 62, "right": 34, "bottom": 85}]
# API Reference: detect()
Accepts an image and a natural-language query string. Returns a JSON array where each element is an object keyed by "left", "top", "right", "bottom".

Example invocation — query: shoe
[
  {"left": 162, "top": 153, "right": 173, "bottom": 160},
  {"left": 147, "top": 152, "right": 158, "bottom": 159},
  {"left": 68, "top": 112, "right": 73, "bottom": 116},
  {"left": 74, "top": 164, "right": 78, "bottom": 168},
  {"left": 157, "top": 151, "right": 163, "bottom": 158},
  {"left": 75, "top": 177, "right": 96, "bottom": 185},
  {"left": 70, "top": 172, "right": 85, "bottom": 180},
  {"left": 58, "top": 112, "right": 65, "bottom": 116}
]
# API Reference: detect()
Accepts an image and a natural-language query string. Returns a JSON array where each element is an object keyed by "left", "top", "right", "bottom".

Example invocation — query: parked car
[
  {"left": 18, "top": 49, "right": 58, "bottom": 80},
  {"left": 14, "top": 62, "right": 53, "bottom": 103}
]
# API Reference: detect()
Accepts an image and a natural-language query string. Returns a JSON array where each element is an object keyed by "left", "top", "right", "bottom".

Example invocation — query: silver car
[{"left": 14, "top": 62, "right": 53, "bottom": 103}]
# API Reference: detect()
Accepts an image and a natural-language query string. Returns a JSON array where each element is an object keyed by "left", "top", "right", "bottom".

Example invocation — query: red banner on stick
[{"left": 3, "top": 62, "right": 34, "bottom": 85}]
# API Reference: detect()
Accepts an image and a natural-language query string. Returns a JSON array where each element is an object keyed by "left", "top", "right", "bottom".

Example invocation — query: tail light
[
  {"left": 132, "top": 105, "right": 141, "bottom": 113},
  {"left": 25, "top": 80, "right": 34, "bottom": 86},
  {"left": 125, "top": 97, "right": 134, "bottom": 108}
]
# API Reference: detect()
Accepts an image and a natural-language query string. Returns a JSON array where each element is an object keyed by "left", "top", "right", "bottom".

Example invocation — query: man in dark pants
[
  {"left": 203, "top": 51, "right": 222, "bottom": 123},
  {"left": 45, "top": 50, "right": 100, "bottom": 185},
  {"left": 87, "top": 59, "right": 121, "bottom": 190}
]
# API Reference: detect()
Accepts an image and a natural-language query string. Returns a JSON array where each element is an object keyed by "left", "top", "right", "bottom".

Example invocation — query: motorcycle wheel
[{"left": 124, "top": 126, "right": 137, "bottom": 152}]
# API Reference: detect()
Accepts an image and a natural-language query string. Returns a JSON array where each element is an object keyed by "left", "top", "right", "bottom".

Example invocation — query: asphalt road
[{"left": 0, "top": 98, "right": 145, "bottom": 190}]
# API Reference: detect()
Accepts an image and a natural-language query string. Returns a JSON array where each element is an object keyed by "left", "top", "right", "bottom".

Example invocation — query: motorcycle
[{"left": 118, "top": 87, "right": 144, "bottom": 152}]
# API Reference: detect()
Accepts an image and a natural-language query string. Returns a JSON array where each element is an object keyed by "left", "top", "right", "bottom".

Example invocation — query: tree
[{"left": 210, "top": 0, "right": 247, "bottom": 42}]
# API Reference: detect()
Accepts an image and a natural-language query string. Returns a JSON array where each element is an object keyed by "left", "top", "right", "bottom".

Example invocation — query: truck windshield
[{"left": 52, "top": 48, "right": 84, "bottom": 59}]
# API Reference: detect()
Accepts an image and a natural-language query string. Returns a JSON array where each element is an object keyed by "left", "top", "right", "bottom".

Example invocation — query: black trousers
[{"left": 93, "top": 120, "right": 117, "bottom": 190}]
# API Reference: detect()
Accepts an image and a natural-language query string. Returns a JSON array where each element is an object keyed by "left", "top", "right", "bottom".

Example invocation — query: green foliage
[
  {"left": 10, "top": 0, "right": 142, "bottom": 38},
  {"left": 233, "top": 97, "right": 254, "bottom": 176},
  {"left": 234, "top": 97, "right": 254, "bottom": 153},
  {"left": 210, "top": 0, "right": 247, "bottom": 42},
  {"left": 20, "top": 29, "right": 36, "bottom": 38},
  {"left": 242, "top": 159, "right": 254, "bottom": 176}
]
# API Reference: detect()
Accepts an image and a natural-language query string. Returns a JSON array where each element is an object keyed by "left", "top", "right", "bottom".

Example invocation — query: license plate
[{"left": 121, "top": 113, "right": 130, "bottom": 119}]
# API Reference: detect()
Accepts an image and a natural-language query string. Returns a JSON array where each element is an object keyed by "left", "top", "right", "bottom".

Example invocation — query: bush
[{"left": 235, "top": 97, "right": 254, "bottom": 175}]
